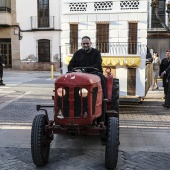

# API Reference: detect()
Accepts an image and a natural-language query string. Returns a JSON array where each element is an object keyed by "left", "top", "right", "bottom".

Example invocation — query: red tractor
[{"left": 31, "top": 67, "right": 119, "bottom": 169}]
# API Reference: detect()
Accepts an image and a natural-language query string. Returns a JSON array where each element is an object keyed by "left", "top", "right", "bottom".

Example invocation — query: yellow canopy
[{"left": 65, "top": 56, "right": 141, "bottom": 67}]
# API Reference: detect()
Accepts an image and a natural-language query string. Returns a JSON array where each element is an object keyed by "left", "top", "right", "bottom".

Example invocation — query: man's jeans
[{"left": 95, "top": 72, "right": 106, "bottom": 99}]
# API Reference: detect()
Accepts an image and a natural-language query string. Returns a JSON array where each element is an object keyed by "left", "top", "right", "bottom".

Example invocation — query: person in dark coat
[
  {"left": 159, "top": 50, "right": 170, "bottom": 99},
  {"left": 68, "top": 37, "right": 103, "bottom": 73},
  {"left": 68, "top": 36, "right": 106, "bottom": 126},
  {"left": 146, "top": 47, "right": 153, "bottom": 63},
  {"left": 161, "top": 64, "right": 170, "bottom": 108},
  {"left": 0, "top": 46, "right": 5, "bottom": 86},
  {"left": 68, "top": 36, "right": 105, "bottom": 98}
]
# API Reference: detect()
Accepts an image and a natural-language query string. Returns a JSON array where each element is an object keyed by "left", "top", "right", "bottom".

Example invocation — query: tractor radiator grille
[
  {"left": 92, "top": 87, "right": 98, "bottom": 115},
  {"left": 57, "top": 87, "right": 69, "bottom": 117},
  {"left": 74, "top": 87, "right": 88, "bottom": 117},
  {"left": 57, "top": 86, "right": 98, "bottom": 118}
]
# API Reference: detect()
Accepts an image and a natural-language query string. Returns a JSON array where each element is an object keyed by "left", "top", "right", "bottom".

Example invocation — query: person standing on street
[
  {"left": 159, "top": 50, "right": 170, "bottom": 99},
  {"left": 0, "top": 46, "right": 5, "bottom": 86},
  {"left": 161, "top": 62, "right": 170, "bottom": 108},
  {"left": 152, "top": 52, "right": 161, "bottom": 90},
  {"left": 146, "top": 47, "right": 153, "bottom": 64}
]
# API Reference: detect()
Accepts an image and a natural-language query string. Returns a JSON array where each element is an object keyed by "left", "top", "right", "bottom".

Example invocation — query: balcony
[
  {"left": 64, "top": 42, "right": 144, "bottom": 56},
  {"left": 31, "top": 16, "right": 55, "bottom": 30},
  {"left": 0, "top": 6, "right": 12, "bottom": 25},
  {"left": 0, "top": 6, "right": 11, "bottom": 12}
]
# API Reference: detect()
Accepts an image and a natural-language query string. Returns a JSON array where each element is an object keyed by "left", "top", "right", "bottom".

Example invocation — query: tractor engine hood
[{"left": 55, "top": 72, "right": 101, "bottom": 86}]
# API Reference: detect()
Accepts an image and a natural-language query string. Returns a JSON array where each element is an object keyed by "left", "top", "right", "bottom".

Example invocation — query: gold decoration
[{"left": 65, "top": 56, "right": 141, "bottom": 67}]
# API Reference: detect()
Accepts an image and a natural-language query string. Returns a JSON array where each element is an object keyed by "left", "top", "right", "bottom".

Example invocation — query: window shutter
[
  {"left": 38, "top": 39, "right": 50, "bottom": 62},
  {"left": 128, "top": 22, "right": 137, "bottom": 54},
  {"left": 127, "top": 68, "right": 136, "bottom": 95},
  {"left": 96, "top": 23, "right": 109, "bottom": 53},
  {"left": 38, "top": 0, "right": 49, "bottom": 27},
  {"left": 70, "top": 24, "right": 78, "bottom": 54}
]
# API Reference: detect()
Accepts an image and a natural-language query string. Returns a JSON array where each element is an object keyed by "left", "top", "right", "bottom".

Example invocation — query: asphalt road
[{"left": 0, "top": 70, "right": 170, "bottom": 170}]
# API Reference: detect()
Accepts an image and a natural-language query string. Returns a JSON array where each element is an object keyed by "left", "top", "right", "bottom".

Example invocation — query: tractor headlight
[
  {"left": 79, "top": 88, "right": 88, "bottom": 97},
  {"left": 57, "top": 87, "right": 66, "bottom": 97}
]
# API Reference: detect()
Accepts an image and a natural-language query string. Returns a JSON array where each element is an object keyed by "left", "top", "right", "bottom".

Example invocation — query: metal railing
[
  {"left": 31, "top": 16, "right": 54, "bottom": 29},
  {"left": 64, "top": 42, "right": 144, "bottom": 55},
  {"left": 0, "top": 6, "right": 11, "bottom": 13},
  {"left": 145, "top": 63, "right": 153, "bottom": 95}
]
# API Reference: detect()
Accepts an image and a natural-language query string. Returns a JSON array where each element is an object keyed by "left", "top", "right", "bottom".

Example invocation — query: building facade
[
  {"left": 1, "top": 0, "right": 170, "bottom": 98},
  {"left": 61, "top": 0, "right": 148, "bottom": 98},
  {"left": 0, "top": 0, "right": 19, "bottom": 69},
  {"left": 147, "top": 0, "right": 170, "bottom": 59},
  {"left": 1, "top": 0, "right": 170, "bottom": 69},
  {"left": 0, "top": 0, "right": 61, "bottom": 71}
]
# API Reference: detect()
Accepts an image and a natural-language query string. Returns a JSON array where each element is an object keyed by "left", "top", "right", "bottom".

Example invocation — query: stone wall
[{"left": 12, "top": 60, "right": 60, "bottom": 71}]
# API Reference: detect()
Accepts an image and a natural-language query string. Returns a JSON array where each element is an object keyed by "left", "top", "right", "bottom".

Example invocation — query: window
[
  {"left": 0, "top": 39, "right": 12, "bottom": 68},
  {"left": 0, "top": 0, "right": 11, "bottom": 12},
  {"left": 38, "top": 0, "right": 49, "bottom": 27},
  {"left": 70, "top": 24, "right": 78, "bottom": 54},
  {"left": 151, "top": 0, "right": 165, "bottom": 28},
  {"left": 38, "top": 39, "right": 50, "bottom": 62},
  {"left": 128, "top": 22, "right": 137, "bottom": 54},
  {"left": 96, "top": 23, "right": 109, "bottom": 53}
]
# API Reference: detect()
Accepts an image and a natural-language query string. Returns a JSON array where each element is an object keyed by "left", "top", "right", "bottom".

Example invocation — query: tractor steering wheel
[{"left": 72, "top": 67, "right": 99, "bottom": 74}]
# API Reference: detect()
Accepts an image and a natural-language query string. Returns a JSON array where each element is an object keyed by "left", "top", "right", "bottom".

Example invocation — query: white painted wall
[
  {"left": 16, "top": 0, "right": 37, "bottom": 29},
  {"left": 16, "top": 0, "right": 61, "bottom": 62},
  {"left": 61, "top": 0, "right": 148, "bottom": 97}
]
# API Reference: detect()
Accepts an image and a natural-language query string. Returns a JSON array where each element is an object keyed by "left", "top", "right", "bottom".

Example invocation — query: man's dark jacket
[
  {"left": 159, "top": 58, "right": 170, "bottom": 87},
  {"left": 146, "top": 52, "right": 153, "bottom": 63},
  {"left": 0, "top": 53, "right": 4, "bottom": 72},
  {"left": 68, "top": 48, "right": 103, "bottom": 72}
]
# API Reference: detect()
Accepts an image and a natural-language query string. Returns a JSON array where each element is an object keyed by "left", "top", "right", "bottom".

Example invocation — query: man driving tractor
[
  {"left": 68, "top": 36, "right": 107, "bottom": 126},
  {"left": 31, "top": 36, "right": 119, "bottom": 169}
]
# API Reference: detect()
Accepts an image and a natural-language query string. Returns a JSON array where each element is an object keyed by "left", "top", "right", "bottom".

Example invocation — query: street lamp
[{"left": 13, "top": 26, "right": 23, "bottom": 40}]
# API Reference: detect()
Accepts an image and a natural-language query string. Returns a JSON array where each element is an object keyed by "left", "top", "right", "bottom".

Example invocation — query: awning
[{"left": 65, "top": 56, "right": 141, "bottom": 67}]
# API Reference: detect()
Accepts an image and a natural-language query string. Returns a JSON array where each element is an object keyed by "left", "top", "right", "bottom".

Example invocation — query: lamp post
[{"left": 51, "top": 62, "right": 54, "bottom": 79}]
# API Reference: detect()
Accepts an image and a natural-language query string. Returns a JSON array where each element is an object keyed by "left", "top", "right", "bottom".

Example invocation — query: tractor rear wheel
[
  {"left": 111, "top": 78, "right": 119, "bottom": 117},
  {"left": 105, "top": 117, "right": 119, "bottom": 169},
  {"left": 31, "top": 114, "right": 50, "bottom": 167}
]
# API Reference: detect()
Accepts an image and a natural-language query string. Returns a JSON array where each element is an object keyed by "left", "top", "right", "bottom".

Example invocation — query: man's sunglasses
[{"left": 82, "top": 43, "right": 90, "bottom": 45}]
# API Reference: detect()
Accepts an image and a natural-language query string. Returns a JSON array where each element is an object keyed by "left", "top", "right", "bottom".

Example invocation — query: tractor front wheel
[
  {"left": 31, "top": 114, "right": 50, "bottom": 167},
  {"left": 105, "top": 117, "right": 119, "bottom": 169}
]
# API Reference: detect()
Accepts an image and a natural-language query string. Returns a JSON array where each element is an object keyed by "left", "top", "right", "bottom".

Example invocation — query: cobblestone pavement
[{"left": 0, "top": 71, "right": 170, "bottom": 170}]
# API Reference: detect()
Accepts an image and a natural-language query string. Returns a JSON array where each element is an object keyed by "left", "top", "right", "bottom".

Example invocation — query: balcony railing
[
  {"left": 31, "top": 16, "right": 54, "bottom": 30},
  {"left": 64, "top": 42, "right": 144, "bottom": 56},
  {"left": 0, "top": 6, "right": 11, "bottom": 13},
  {"left": 0, "top": 7, "right": 12, "bottom": 25}
]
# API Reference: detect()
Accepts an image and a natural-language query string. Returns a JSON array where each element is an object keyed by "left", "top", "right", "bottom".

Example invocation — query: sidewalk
[
  {"left": 0, "top": 70, "right": 169, "bottom": 152},
  {"left": 0, "top": 70, "right": 170, "bottom": 170},
  {"left": 119, "top": 85, "right": 170, "bottom": 153}
]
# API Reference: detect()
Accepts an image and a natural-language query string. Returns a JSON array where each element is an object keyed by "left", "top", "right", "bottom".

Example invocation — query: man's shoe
[
  {"left": 99, "top": 122, "right": 105, "bottom": 128},
  {"left": 0, "top": 83, "right": 5, "bottom": 86},
  {"left": 0, "top": 80, "right": 5, "bottom": 86},
  {"left": 162, "top": 103, "right": 170, "bottom": 108},
  {"left": 162, "top": 103, "right": 166, "bottom": 107}
]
